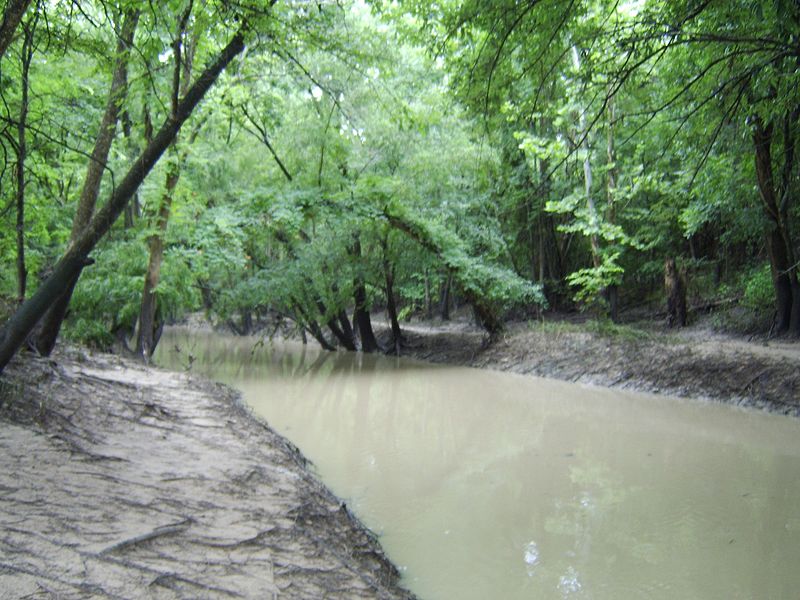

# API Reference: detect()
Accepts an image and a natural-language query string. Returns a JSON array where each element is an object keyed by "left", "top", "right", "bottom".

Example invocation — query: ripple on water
[
  {"left": 558, "top": 565, "right": 582, "bottom": 596},
  {"left": 524, "top": 540, "right": 540, "bottom": 576}
]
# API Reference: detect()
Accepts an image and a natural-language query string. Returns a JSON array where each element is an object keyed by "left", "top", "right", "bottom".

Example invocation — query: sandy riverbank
[{"left": 0, "top": 348, "right": 416, "bottom": 599}]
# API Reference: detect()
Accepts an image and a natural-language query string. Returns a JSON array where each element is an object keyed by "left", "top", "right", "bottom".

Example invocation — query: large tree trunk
[
  {"left": 753, "top": 115, "right": 799, "bottom": 335},
  {"left": 0, "top": 0, "right": 31, "bottom": 59},
  {"left": 32, "top": 9, "right": 140, "bottom": 355},
  {"left": 0, "top": 29, "right": 246, "bottom": 373}
]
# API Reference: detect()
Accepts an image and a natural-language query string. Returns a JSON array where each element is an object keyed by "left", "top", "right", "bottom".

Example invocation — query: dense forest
[{"left": 0, "top": 0, "right": 798, "bottom": 370}]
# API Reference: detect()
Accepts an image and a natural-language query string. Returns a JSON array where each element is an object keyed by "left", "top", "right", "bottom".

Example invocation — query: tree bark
[
  {"left": 0, "top": 0, "right": 31, "bottom": 60},
  {"left": 753, "top": 115, "right": 799, "bottom": 335},
  {"left": 33, "top": 9, "right": 140, "bottom": 355},
  {"left": 0, "top": 29, "right": 246, "bottom": 373}
]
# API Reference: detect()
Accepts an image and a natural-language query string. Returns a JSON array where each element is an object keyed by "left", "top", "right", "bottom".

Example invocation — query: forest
[{"left": 0, "top": 0, "right": 798, "bottom": 369}]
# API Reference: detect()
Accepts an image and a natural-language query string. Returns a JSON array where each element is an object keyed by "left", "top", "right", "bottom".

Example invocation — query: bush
[{"left": 742, "top": 263, "right": 773, "bottom": 312}]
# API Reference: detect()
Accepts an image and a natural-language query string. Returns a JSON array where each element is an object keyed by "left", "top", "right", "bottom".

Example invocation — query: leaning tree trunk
[
  {"left": 0, "top": 29, "right": 246, "bottom": 373},
  {"left": 33, "top": 9, "right": 139, "bottom": 356}
]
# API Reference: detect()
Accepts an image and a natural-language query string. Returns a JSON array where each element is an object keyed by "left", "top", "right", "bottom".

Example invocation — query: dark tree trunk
[
  {"left": 317, "top": 300, "right": 356, "bottom": 350},
  {"left": 33, "top": 9, "right": 140, "bottom": 355},
  {"left": 439, "top": 273, "right": 451, "bottom": 321},
  {"left": 753, "top": 115, "right": 799, "bottom": 335},
  {"left": 0, "top": 0, "right": 31, "bottom": 59},
  {"left": 15, "top": 18, "right": 34, "bottom": 305},
  {"left": 381, "top": 237, "right": 402, "bottom": 354},
  {"left": 0, "top": 29, "right": 246, "bottom": 373},
  {"left": 337, "top": 309, "right": 356, "bottom": 347},
  {"left": 351, "top": 236, "right": 379, "bottom": 353},
  {"left": 664, "top": 258, "right": 687, "bottom": 328},
  {"left": 294, "top": 301, "right": 335, "bottom": 351}
]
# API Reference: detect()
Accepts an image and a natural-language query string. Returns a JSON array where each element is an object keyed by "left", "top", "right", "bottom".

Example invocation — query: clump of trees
[{"left": 0, "top": 0, "right": 797, "bottom": 372}]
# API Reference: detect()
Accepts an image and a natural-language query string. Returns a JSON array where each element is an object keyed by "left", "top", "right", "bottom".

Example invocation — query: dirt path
[
  {"left": 380, "top": 318, "right": 800, "bottom": 416},
  {"left": 0, "top": 349, "right": 416, "bottom": 599}
]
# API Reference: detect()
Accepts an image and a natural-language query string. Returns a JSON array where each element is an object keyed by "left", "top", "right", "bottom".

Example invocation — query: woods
[{"left": 0, "top": 0, "right": 798, "bottom": 370}]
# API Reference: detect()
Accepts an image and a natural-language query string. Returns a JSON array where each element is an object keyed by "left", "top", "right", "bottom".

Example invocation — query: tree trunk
[
  {"left": 382, "top": 236, "right": 402, "bottom": 354},
  {"left": 753, "top": 116, "right": 799, "bottom": 335},
  {"left": 439, "top": 273, "right": 451, "bottom": 321},
  {"left": 32, "top": 9, "right": 140, "bottom": 355},
  {"left": 351, "top": 236, "right": 379, "bottom": 353},
  {"left": 136, "top": 6, "right": 196, "bottom": 361},
  {"left": 0, "top": 0, "right": 31, "bottom": 59},
  {"left": 605, "top": 92, "right": 620, "bottom": 322},
  {"left": 122, "top": 110, "right": 140, "bottom": 228},
  {"left": 136, "top": 157, "right": 177, "bottom": 359},
  {"left": 0, "top": 29, "right": 246, "bottom": 373},
  {"left": 15, "top": 18, "right": 34, "bottom": 305},
  {"left": 572, "top": 47, "right": 602, "bottom": 272}
]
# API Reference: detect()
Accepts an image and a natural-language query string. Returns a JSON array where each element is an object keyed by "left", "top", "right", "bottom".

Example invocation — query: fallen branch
[{"left": 98, "top": 517, "right": 194, "bottom": 555}]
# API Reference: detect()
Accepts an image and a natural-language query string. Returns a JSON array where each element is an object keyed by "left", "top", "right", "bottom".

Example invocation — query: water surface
[{"left": 157, "top": 329, "right": 800, "bottom": 599}]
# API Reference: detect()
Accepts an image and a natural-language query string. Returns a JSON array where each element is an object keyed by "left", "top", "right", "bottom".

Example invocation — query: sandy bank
[
  {"left": 381, "top": 319, "right": 800, "bottom": 417},
  {"left": 0, "top": 348, "right": 416, "bottom": 599}
]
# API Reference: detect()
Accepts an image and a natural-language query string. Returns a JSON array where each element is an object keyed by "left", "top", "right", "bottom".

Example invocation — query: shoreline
[
  {"left": 0, "top": 347, "right": 417, "bottom": 599},
  {"left": 374, "top": 317, "right": 800, "bottom": 417}
]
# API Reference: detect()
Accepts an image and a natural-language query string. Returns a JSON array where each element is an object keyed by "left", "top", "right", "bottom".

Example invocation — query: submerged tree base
[{"left": 0, "top": 348, "right": 416, "bottom": 598}]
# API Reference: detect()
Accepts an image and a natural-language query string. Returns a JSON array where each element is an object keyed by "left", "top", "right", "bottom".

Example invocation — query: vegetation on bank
[{"left": 0, "top": 0, "right": 798, "bottom": 369}]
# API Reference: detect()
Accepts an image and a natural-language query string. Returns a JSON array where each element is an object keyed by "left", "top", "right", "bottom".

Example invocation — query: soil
[
  {"left": 379, "top": 313, "right": 800, "bottom": 417},
  {"left": 0, "top": 348, "right": 416, "bottom": 599}
]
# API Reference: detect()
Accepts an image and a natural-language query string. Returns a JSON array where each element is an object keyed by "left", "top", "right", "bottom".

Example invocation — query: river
[{"left": 156, "top": 328, "right": 800, "bottom": 599}]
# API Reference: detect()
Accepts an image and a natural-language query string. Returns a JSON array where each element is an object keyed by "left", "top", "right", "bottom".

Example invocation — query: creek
[{"left": 156, "top": 328, "right": 800, "bottom": 599}]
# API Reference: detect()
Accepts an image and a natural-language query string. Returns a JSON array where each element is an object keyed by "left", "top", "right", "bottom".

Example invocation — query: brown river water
[{"left": 156, "top": 328, "right": 800, "bottom": 600}]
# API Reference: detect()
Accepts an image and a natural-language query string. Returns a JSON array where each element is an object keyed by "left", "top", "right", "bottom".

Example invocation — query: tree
[
  {"left": 32, "top": 6, "right": 139, "bottom": 356},
  {"left": 0, "top": 26, "right": 247, "bottom": 372}
]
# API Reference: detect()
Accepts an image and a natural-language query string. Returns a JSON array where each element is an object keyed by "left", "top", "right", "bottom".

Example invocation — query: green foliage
[
  {"left": 742, "top": 264, "right": 774, "bottom": 313},
  {"left": 2, "top": 0, "right": 796, "bottom": 351}
]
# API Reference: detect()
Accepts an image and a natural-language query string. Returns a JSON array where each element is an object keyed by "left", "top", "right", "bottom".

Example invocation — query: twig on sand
[{"left": 98, "top": 517, "right": 194, "bottom": 555}]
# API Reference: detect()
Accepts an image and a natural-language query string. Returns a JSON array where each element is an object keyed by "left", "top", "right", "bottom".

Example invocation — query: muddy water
[{"left": 156, "top": 329, "right": 800, "bottom": 600}]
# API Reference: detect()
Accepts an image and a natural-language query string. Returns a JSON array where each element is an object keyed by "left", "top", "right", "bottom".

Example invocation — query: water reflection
[{"left": 157, "top": 328, "right": 800, "bottom": 600}]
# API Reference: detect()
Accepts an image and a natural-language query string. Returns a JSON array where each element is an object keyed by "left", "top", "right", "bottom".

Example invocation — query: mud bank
[
  {"left": 382, "top": 319, "right": 800, "bottom": 417},
  {"left": 0, "top": 348, "right": 416, "bottom": 599}
]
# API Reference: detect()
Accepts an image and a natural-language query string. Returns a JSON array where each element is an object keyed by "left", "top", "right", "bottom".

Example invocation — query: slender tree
[
  {"left": 135, "top": 1, "right": 196, "bottom": 361},
  {"left": 32, "top": 7, "right": 140, "bottom": 355}
]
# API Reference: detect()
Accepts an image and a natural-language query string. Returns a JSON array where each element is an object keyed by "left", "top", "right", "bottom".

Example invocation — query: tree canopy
[{"left": 0, "top": 0, "right": 797, "bottom": 369}]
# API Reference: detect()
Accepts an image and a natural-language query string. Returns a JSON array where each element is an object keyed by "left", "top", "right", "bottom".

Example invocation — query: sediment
[{"left": 0, "top": 348, "right": 416, "bottom": 599}]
